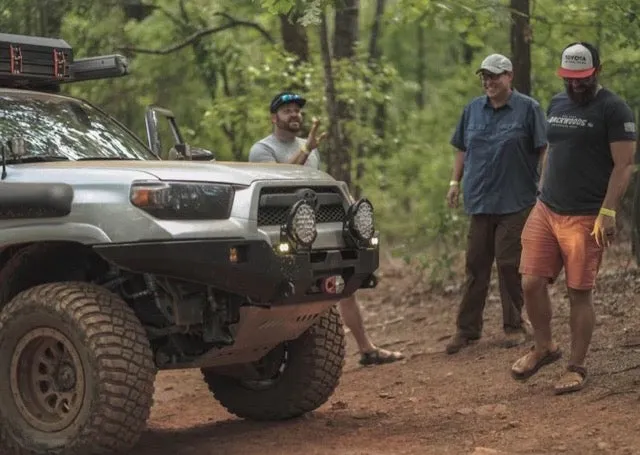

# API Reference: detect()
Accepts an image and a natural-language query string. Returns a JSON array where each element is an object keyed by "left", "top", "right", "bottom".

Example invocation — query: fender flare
[{"left": 0, "top": 223, "right": 111, "bottom": 247}]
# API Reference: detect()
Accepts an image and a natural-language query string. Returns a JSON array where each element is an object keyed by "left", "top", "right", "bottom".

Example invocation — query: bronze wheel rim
[
  {"left": 241, "top": 344, "right": 289, "bottom": 390},
  {"left": 10, "top": 327, "right": 85, "bottom": 432}
]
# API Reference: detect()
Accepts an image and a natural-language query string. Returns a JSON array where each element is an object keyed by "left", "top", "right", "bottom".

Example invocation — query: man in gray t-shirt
[
  {"left": 249, "top": 131, "right": 321, "bottom": 169},
  {"left": 249, "top": 92, "right": 323, "bottom": 168},
  {"left": 248, "top": 91, "right": 404, "bottom": 366}
]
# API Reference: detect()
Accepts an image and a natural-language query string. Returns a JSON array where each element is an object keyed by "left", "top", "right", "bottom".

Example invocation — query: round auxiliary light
[
  {"left": 287, "top": 200, "right": 317, "bottom": 247},
  {"left": 349, "top": 199, "right": 375, "bottom": 241}
]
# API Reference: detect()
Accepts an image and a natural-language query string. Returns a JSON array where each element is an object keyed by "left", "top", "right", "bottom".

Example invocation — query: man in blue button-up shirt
[{"left": 445, "top": 53, "right": 548, "bottom": 354}]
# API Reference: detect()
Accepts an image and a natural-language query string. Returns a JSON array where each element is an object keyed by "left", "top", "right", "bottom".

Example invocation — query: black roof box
[
  {"left": 0, "top": 33, "right": 73, "bottom": 82},
  {"left": 0, "top": 33, "right": 129, "bottom": 90}
]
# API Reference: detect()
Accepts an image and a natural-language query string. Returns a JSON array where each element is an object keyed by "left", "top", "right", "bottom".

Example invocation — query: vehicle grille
[{"left": 257, "top": 186, "right": 347, "bottom": 226}]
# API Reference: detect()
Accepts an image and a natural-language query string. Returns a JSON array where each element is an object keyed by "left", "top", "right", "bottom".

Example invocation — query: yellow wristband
[
  {"left": 449, "top": 180, "right": 460, "bottom": 186},
  {"left": 599, "top": 207, "right": 616, "bottom": 217},
  {"left": 301, "top": 144, "right": 309, "bottom": 155}
]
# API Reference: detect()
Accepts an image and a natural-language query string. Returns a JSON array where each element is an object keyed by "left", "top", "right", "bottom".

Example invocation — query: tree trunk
[
  {"left": 278, "top": 12, "right": 310, "bottom": 102},
  {"left": 355, "top": 0, "right": 386, "bottom": 199},
  {"left": 510, "top": 0, "right": 531, "bottom": 95},
  {"left": 122, "top": 0, "right": 155, "bottom": 21},
  {"left": 369, "top": 0, "right": 386, "bottom": 139},
  {"left": 329, "top": 0, "right": 360, "bottom": 188},
  {"left": 279, "top": 13, "right": 310, "bottom": 63},
  {"left": 319, "top": 13, "right": 342, "bottom": 182},
  {"left": 416, "top": 20, "right": 426, "bottom": 109},
  {"left": 460, "top": 32, "right": 475, "bottom": 65}
]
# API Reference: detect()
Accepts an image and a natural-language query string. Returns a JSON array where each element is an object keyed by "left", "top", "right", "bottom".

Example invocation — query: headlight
[
  {"left": 130, "top": 181, "right": 234, "bottom": 220},
  {"left": 345, "top": 198, "right": 375, "bottom": 241},
  {"left": 281, "top": 200, "right": 317, "bottom": 248}
]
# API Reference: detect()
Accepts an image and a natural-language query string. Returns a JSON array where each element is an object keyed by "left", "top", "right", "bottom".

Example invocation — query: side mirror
[
  {"left": 144, "top": 106, "right": 214, "bottom": 162},
  {"left": 167, "top": 144, "right": 215, "bottom": 161},
  {"left": 145, "top": 105, "right": 184, "bottom": 159},
  {"left": 189, "top": 147, "right": 215, "bottom": 161}
]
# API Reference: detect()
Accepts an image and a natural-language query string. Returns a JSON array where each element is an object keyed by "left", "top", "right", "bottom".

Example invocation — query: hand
[
  {"left": 590, "top": 212, "right": 616, "bottom": 248},
  {"left": 305, "top": 117, "right": 327, "bottom": 152},
  {"left": 446, "top": 184, "right": 459, "bottom": 208}
]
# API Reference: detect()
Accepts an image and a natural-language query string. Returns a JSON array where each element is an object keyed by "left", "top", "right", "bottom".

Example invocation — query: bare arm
[
  {"left": 451, "top": 150, "right": 464, "bottom": 183},
  {"left": 446, "top": 149, "right": 464, "bottom": 208},
  {"left": 286, "top": 144, "right": 310, "bottom": 165},
  {"left": 292, "top": 117, "right": 326, "bottom": 165},
  {"left": 537, "top": 144, "right": 548, "bottom": 191},
  {"left": 601, "top": 140, "right": 636, "bottom": 211}
]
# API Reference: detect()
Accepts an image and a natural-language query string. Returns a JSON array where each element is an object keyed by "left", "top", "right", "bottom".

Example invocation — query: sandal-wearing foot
[
  {"left": 554, "top": 365, "right": 588, "bottom": 395},
  {"left": 359, "top": 348, "right": 404, "bottom": 366},
  {"left": 511, "top": 345, "right": 562, "bottom": 381}
]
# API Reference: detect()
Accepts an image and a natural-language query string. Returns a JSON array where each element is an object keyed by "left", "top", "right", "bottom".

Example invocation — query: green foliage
[
  {"left": 253, "top": 0, "right": 327, "bottom": 25},
  {"left": 4, "top": 0, "right": 640, "bottom": 282}
]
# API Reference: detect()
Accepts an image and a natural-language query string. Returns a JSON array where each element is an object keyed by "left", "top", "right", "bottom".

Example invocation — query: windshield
[{"left": 0, "top": 90, "right": 158, "bottom": 161}]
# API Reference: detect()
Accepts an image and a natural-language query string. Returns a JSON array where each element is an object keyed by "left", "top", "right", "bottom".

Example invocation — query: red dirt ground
[{"left": 133, "top": 243, "right": 640, "bottom": 455}]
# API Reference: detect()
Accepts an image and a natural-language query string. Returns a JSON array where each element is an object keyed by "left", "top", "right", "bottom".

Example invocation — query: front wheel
[
  {"left": 0, "top": 282, "right": 157, "bottom": 455},
  {"left": 202, "top": 305, "right": 346, "bottom": 421}
]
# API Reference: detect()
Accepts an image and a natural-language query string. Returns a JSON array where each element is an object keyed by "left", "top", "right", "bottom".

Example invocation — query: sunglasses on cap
[
  {"left": 270, "top": 93, "right": 306, "bottom": 113},
  {"left": 281, "top": 94, "right": 301, "bottom": 103}
]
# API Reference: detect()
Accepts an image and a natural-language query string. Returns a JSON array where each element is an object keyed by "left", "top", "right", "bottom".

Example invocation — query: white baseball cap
[
  {"left": 475, "top": 54, "right": 513, "bottom": 75},
  {"left": 557, "top": 43, "right": 599, "bottom": 78}
]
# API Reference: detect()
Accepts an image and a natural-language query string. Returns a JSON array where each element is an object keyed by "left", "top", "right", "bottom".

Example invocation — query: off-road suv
[{"left": 0, "top": 33, "right": 380, "bottom": 454}]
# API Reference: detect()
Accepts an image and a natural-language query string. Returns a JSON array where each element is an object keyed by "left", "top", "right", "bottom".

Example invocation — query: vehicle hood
[{"left": 11, "top": 160, "right": 337, "bottom": 185}]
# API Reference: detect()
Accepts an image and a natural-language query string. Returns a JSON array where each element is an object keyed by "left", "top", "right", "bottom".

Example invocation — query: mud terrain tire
[
  {"left": 0, "top": 282, "right": 156, "bottom": 455},
  {"left": 202, "top": 305, "right": 345, "bottom": 421}
]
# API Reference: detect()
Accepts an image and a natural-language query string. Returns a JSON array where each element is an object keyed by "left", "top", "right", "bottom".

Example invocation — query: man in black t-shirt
[{"left": 510, "top": 42, "right": 637, "bottom": 394}]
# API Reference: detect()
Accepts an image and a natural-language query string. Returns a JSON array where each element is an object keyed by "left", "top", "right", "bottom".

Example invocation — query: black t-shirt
[{"left": 540, "top": 87, "right": 637, "bottom": 215}]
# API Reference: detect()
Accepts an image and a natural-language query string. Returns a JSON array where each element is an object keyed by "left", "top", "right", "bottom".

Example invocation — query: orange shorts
[{"left": 520, "top": 200, "right": 603, "bottom": 290}]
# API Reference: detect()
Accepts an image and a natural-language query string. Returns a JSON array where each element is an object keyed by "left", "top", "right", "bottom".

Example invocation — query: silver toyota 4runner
[{"left": 0, "top": 34, "right": 380, "bottom": 454}]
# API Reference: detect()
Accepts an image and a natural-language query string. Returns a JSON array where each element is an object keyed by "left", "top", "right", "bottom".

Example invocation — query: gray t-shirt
[
  {"left": 540, "top": 87, "right": 637, "bottom": 215},
  {"left": 248, "top": 133, "right": 320, "bottom": 169}
]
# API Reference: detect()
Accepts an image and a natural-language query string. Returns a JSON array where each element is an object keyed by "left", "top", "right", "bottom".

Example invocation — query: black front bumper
[{"left": 93, "top": 238, "right": 379, "bottom": 304}]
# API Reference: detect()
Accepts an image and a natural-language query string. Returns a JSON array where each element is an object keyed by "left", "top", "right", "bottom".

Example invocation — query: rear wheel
[
  {"left": 0, "top": 282, "right": 156, "bottom": 455},
  {"left": 202, "top": 305, "right": 345, "bottom": 420}
]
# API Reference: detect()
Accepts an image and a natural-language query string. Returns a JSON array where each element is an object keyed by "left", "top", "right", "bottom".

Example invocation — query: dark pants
[{"left": 456, "top": 206, "right": 532, "bottom": 339}]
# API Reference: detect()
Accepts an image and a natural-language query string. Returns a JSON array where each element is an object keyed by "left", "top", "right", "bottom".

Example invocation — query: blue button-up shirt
[{"left": 450, "top": 90, "right": 548, "bottom": 215}]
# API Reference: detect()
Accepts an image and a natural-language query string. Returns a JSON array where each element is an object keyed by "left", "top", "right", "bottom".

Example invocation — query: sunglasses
[
  {"left": 279, "top": 94, "right": 302, "bottom": 103},
  {"left": 479, "top": 72, "right": 506, "bottom": 81}
]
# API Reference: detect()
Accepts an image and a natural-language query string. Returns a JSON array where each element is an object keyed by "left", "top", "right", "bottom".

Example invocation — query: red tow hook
[{"left": 322, "top": 275, "right": 345, "bottom": 294}]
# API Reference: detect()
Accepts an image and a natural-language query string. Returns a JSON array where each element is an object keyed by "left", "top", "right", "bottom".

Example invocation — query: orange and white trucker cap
[{"left": 557, "top": 42, "right": 600, "bottom": 79}]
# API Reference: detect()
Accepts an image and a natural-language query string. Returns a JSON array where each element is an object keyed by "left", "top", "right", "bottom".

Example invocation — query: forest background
[{"left": 3, "top": 0, "right": 640, "bottom": 285}]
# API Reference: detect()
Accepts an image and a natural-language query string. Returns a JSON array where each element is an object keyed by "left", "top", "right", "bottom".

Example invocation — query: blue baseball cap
[{"left": 270, "top": 92, "right": 306, "bottom": 113}]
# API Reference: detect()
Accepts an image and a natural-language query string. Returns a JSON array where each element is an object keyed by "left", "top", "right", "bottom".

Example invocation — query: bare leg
[
  {"left": 338, "top": 295, "right": 375, "bottom": 353},
  {"left": 338, "top": 295, "right": 404, "bottom": 366},
  {"left": 553, "top": 288, "right": 594, "bottom": 394},
  {"left": 524, "top": 275, "right": 554, "bottom": 351},
  {"left": 566, "top": 288, "right": 595, "bottom": 367},
  {"left": 511, "top": 274, "right": 561, "bottom": 378}
]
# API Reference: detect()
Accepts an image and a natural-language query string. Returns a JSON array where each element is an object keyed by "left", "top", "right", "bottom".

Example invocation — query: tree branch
[
  {"left": 118, "top": 13, "right": 274, "bottom": 55},
  {"left": 178, "top": 0, "right": 190, "bottom": 23},
  {"left": 155, "top": 5, "right": 187, "bottom": 29}
]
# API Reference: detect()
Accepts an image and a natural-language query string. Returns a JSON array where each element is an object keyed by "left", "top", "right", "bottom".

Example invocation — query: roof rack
[{"left": 0, "top": 33, "right": 129, "bottom": 91}]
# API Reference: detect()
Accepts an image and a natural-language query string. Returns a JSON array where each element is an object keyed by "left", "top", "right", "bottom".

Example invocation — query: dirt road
[{"left": 134, "top": 246, "right": 640, "bottom": 455}]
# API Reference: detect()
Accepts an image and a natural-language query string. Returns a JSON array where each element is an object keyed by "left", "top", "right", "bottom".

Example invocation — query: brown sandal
[
  {"left": 511, "top": 345, "right": 562, "bottom": 381},
  {"left": 359, "top": 348, "right": 404, "bottom": 366},
  {"left": 554, "top": 365, "right": 588, "bottom": 395}
]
